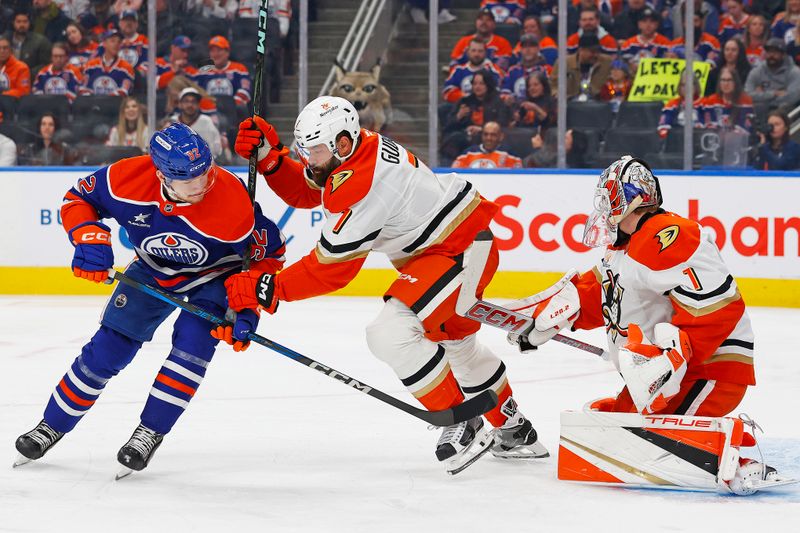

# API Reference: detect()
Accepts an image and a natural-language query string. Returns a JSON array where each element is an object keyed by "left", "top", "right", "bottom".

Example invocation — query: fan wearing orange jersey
[{"left": 227, "top": 96, "right": 548, "bottom": 474}]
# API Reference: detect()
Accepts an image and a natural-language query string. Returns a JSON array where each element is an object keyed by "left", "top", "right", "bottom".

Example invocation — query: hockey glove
[
  {"left": 506, "top": 269, "right": 580, "bottom": 353},
  {"left": 69, "top": 222, "right": 114, "bottom": 283},
  {"left": 224, "top": 271, "right": 279, "bottom": 314},
  {"left": 618, "top": 323, "right": 691, "bottom": 415},
  {"left": 234, "top": 117, "right": 287, "bottom": 173},
  {"left": 210, "top": 308, "right": 259, "bottom": 352}
]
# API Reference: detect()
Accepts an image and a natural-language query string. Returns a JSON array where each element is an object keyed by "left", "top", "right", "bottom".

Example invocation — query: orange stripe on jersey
[
  {"left": 61, "top": 191, "right": 100, "bottom": 233},
  {"left": 58, "top": 379, "right": 95, "bottom": 407},
  {"left": 558, "top": 441, "right": 625, "bottom": 483},
  {"left": 156, "top": 374, "right": 197, "bottom": 396},
  {"left": 628, "top": 212, "right": 701, "bottom": 271}
]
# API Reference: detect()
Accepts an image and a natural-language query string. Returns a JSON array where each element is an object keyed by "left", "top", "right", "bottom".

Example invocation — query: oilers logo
[
  {"left": 44, "top": 76, "right": 68, "bottom": 94},
  {"left": 92, "top": 75, "right": 119, "bottom": 95},
  {"left": 120, "top": 47, "right": 140, "bottom": 67},
  {"left": 513, "top": 76, "right": 526, "bottom": 99},
  {"left": 459, "top": 75, "right": 473, "bottom": 96},
  {"left": 141, "top": 233, "right": 209, "bottom": 265},
  {"left": 469, "top": 158, "right": 498, "bottom": 169},
  {"left": 205, "top": 77, "right": 234, "bottom": 96},
  {"left": 0, "top": 73, "right": 9, "bottom": 91}
]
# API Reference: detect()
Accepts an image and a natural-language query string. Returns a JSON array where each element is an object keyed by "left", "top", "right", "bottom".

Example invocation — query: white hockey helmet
[
  {"left": 583, "top": 156, "right": 662, "bottom": 248},
  {"left": 294, "top": 96, "right": 361, "bottom": 168}
]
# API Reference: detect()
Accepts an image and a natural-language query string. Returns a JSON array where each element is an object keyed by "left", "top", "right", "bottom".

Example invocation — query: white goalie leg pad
[{"left": 558, "top": 409, "right": 744, "bottom": 492}]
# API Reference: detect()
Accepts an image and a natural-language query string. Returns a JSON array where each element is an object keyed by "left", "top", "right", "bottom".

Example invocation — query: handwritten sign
[{"left": 628, "top": 59, "right": 711, "bottom": 102}]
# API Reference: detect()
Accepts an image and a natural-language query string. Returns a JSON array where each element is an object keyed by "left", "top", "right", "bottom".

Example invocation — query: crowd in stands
[
  {"left": 439, "top": 0, "right": 800, "bottom": 170},
  {"left": 0, "top": 0, "right": 296, "bottom": 166}
]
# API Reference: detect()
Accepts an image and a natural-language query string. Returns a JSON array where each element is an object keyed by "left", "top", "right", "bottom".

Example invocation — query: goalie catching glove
[
  {"left": 618, "top": 323, "right": 691, "bottom": 414},
  {"left": 234, "top": 116, "right": 289, "bottom": 173},
  {"left": 224, "top": 271, "right": 279, "bottom": 314},
  {"left": 506, "top": 269, "right": 580, "bottom": 353}
]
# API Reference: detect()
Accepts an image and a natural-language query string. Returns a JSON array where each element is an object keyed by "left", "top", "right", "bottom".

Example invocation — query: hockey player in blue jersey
[{"left": 14, "top": 123, "right": 285, "bottom": 475}]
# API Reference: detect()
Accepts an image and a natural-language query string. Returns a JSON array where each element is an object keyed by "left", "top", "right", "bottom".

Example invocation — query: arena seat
[
  {"left": 615, "top": 101, "right": 663, "bottom": 129},
  {"left": 601, "top": 128, "right": 663, "bottom": 159},
  {"left": 567, "top": 101, "right": 613, "bottom": 131},
  {"left": 17, "top": 95, "right": 71, "bottom": 127}
]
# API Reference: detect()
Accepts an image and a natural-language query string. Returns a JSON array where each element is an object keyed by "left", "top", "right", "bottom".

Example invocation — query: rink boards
[{"left": 2, "top": 167, "right": 799, "bottom": 307}]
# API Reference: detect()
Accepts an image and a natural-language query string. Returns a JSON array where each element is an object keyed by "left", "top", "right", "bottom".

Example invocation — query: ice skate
[
  {"left": 490, "top": 399, "right": 549, "bottom": 459},
  {"left": 14, "top": 420, "right": 65, "bottom": 467},
  {"left": 116, "top": 423, "right": 164, "bottom": 479},
  {"left": 435, "top": 416, "right": 494, "bottom": 475}
]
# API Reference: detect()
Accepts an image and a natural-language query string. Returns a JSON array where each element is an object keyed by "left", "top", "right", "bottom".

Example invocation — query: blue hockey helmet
[{"left": 149, "top": 123, "right": 212, "bottom": 181}]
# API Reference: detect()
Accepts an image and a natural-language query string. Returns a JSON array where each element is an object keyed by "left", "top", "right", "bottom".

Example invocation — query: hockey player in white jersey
[
  {"left": 223, "top": 96, "right": 548, "bottom": 474},
  {"left": 507, "top": 156, "right": 790, "bottom": 493}
]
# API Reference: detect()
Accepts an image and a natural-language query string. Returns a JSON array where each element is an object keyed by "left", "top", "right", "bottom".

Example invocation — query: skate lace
[
  {"left": 28, "top": 422, "right": 62, "bottom": 449},
  {"left": 437, "top": 422, "right": 467, "bottom": 447},
  {"left": 126, "top": 425, "right": 160, "bottom": 458},
  {"left": 739, "top": 413, "right": 767, "bottom": 481}
]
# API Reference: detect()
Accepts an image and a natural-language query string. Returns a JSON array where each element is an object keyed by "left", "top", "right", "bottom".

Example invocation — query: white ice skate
[{"left": 435, "top": 417, "right": 495, "bottom": 475}]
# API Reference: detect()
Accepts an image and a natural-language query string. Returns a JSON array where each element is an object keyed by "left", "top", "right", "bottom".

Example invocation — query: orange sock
[
  {"left": 415, "top": 369, "right": 464, "bottom": 411},
  {"left": 483, "top": 383, "right": 513, "bottom": 427}
]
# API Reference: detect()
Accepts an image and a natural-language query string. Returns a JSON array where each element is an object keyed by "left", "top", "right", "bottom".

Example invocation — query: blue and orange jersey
[
  {"left": 501, "top": 62, "right": 551, "bottom": 100},
  {"left": 480, "top": 1, "right": 526, "bottom": 25},
  {"left": 452, "top": 145, "right": 522, "bottom": 168},
  {"left": 67, "top": 42, "right": 99, "bottom": 70},
  {"left": 155, "top": 57, "right": 199, "bottom": 90},
  {"left": 700, "top": 92, "right": 753, "bottom": 132},
  {"left": 746, "top": 44, "right": 764, "bottom": 66},
  {"left": 60, "top": 156, "right": 286, "bottom": 293},
  {"left": 669, "top": 33, "right": 721, "bottom": 67},
  {"left": 718, "top": 13, "right": 750, "bottom": 44},
  {"left": 566, "top": 30, "right": 619, "bottom": 56},
  {"left": 657, "top": 96, "right": 705, "bottom": 138},
  {"left": 621, "top": 33, "right": 672, "bottom": 63},
  {"left": 33, "top": 64, "right": 83, "bottom": 101},
  {"left": 450, "top": 33, "right": 514, "bottom": 69},
  {"left": 80, "top": 56, "right": 135, "bottom": 96},
  {"left": 0, "top": 55, "right": 31, "bottom": 97},
  {"left": 98, "top": 33, "right": 149, "bottom": 73},
  {"left": 570, "top": 0, "right": 623, "bottom": 16},
  {"left": 193, "top": 61, "right": 252, "bottom": 106},
  {"left": 512, "top": 36, "right": 557, "bottom": 66},
  {"left": 443, "top": 61, "right": 504, "bottom": 103},
  {"left": 771, "top": 11, "right": 799, "bottom": 40}
]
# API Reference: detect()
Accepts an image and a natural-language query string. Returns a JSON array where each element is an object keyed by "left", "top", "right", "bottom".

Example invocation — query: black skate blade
[
  {"left": 12, "top": 454, "right": 33, "bottom": 468},
  {"left": 115, "top": 467, "right": 134, "bottom": 481}
]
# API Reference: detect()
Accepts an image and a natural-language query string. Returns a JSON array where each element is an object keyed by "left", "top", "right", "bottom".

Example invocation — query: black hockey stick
[
  {"left": 107, "top": 270, "right": 498, "bottom": 426},
  {"left": 456, "top": 231, "right": 610, "bottom": 359}
]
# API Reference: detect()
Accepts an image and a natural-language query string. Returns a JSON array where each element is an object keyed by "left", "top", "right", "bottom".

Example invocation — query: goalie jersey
[
  {"left": 61, "top": 155, "right": 285, "bottom": 293},
  {"left": 261, "top": 129, "right": 498, "bottom": 301},
  {"left": 571, "top": 210, "right": 755, "bottom": 386}
]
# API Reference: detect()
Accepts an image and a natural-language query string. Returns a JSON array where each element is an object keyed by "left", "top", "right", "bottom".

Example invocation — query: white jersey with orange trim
[
  {"left": 571, "top": 210, "right": 755, "bottom": 386},
  {"left": 263, "top": 129, "right": 497, "bottom": 302}
]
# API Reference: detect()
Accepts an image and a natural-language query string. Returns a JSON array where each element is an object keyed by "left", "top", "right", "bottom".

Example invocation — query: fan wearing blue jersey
[{"left": 14, "top": 123, "right": 286, "bottom": 475}]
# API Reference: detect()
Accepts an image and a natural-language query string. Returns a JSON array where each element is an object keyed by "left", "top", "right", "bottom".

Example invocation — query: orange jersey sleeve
[
  {"left": 572, "top": 267, "right": 606, "bottom": 331},
  {"left": 263, "top": 155, "right": 323, "bottom": 209},
  {"left": 275, "top": 248, "right": 365, "bottom": 301}
]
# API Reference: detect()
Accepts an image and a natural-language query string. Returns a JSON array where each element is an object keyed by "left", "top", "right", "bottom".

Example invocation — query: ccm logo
[
  {"left": 466, "top": 303, "right": 531, "bottom": 332},
  {"left": 398, "top": 273, "right": 418, "bottom": 283},
  {"left": 309, "top": 362, "right": 372, "bottom": 393},
  {"left": 81, "top": 232, "right": 110, "bottom": 243},
  {"left": 645, "top": 416, "right": 712, "bottom": 428}
]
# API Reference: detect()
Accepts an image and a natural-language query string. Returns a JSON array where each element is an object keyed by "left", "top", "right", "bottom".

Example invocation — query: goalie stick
[
  {"left": 107, "top": 270, "right": 498, "bottom": 427},
  {"left": 456, "top": 231, "right": 610, "bottom": 360}
]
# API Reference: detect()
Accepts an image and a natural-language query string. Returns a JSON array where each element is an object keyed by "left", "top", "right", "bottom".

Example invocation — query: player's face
[
  {"left": 162, "top": 166, "right": 217, "bottom": 204},
  {"left": 298, "top": 143, "right": 339, "bottom": 186}
]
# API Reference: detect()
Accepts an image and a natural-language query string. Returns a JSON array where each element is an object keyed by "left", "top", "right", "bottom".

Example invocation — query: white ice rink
[{"left": 1, "top": 295, "right": 799, "bottom": 532}]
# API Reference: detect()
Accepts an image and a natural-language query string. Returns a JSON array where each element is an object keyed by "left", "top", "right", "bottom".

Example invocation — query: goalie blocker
[{"left": 558, "top": 409, "right": 796, "bottom": 495}]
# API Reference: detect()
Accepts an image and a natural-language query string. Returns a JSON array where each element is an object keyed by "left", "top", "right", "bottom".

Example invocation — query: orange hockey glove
[
  {"left": 210, "top": 309, "right": 259, "bottom": 352},
  {"left": 234, "top": 116, "right": 288, "bottom": 173},
  {"left": 224, "top": 271, "right": 279, "bottom": 314}
]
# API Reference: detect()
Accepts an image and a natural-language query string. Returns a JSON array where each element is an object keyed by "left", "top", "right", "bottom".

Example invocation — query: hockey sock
[
  {"left": 483, "top": 382, "right": 514, "bottom": 428},
  {"left": 43, "top": 354, "right": 109, "bottom": 433},
  {"left": 140, "top": 347, "right": 209, "bottom": 434},
  {"left": 403, "top": 345, "right": 465, "bottom": 411}
]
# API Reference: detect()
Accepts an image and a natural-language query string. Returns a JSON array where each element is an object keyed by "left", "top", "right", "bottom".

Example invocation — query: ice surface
[{"left": 1, "top": 296, "right": 798, "bottom": 532}]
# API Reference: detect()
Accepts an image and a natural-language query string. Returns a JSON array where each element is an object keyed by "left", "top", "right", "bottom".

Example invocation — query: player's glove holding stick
[
  {"left": 234, "top": 117, "right": 288, "bottom": 173},
  {"left": 69, "top": 221, "right": 114, "bottom": 283},
  {"left": 210, "top": 308, "right": 260, "bottom": 352}
]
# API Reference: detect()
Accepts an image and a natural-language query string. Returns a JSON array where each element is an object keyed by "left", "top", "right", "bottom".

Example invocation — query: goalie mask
[
  {"left": 583, "top": 156, "right": 662, "bottom": 248},
  {"left": 294, "top": 96, "right": 361, "bottom": 171}
]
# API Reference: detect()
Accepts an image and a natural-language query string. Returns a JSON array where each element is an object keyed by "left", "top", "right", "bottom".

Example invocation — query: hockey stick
[
  {"left": 107, "top": 270, "right": 498, "bottom": 426},
  {"left": 456, "top": 231, "right": 610, "bottom": 359}
]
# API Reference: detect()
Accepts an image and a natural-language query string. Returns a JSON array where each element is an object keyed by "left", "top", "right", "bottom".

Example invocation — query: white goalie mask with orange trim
[{"left": 583, "top": 156, "right": 662, "bottom": 248}]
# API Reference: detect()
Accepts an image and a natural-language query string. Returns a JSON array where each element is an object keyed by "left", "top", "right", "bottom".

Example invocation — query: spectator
[
  {"left": 512, "top": 15, "right": 557, "bottom": 66},
  {"left": 450, "top": 9, "right": 513, "bottom": 70},
  {"left": 106, "top": 95, "right": 147, "bottom": 149},
  {"left": 702, "top": 66, "right": 754, "bottom": 132},
  {"left": 31, "top": 0, "right": 70, "bottom": 45},
  {"left": 513, "top": 70, "right": 555, "bottom": 128},
  {"left": 567, "top": 5, "right": 618, "bottom": 56},
  {"left": 440, "top": 69, "right": 511, "bottom": 162},
  {"left": 54, "top": 1, "right": 92, "bottom": 20},
  {"left": 452, "top": 121, "right": 522, "bottom": 168},
  {"left": 718, "top": 0, "right": 749, "bottom": 44},
  {"left": 612, "top": 0, "right": 650, "bottom": 41},
  {"left": 116, "top": 9, "right": 148, "bottom": 74},
  {"left": 669, "top": 4, "right": 721, "bottom": 68},
  {"left": 443, "top": 38, "right": 503, "bottom": 103},
  {"left": 170, "top": 87, "right": 224, "bottom": 159},
  {"left": 576, "top": 0, "right": 613, "bottom": 30},
  {"left": 598, "top": 58, "right": 632, "bottom": 113},
  {"left": 18, "top": 112, "right": 76, "bottom": 165},
  {"left": 0, "top": 124, "right": 16, "bottom": 166},
  {"left": 657, "top": 73, "right": 704, "bottom": 138},
  {"left": 194, "top": 35, "right": 252, "bottom": 107},
  {"left": 771, "top": 0, "right": 800, "bottom": 40},
  {"left": 745, "top": 37, "right": 800, "bottom": 109},
  {"left": 755, "top": 110, "right": 800, "bottom": 169},
  {"left": 240, "top": 0, "right": 292, "bottom": 39},
  {"left": 621, "top": 8, "right": 672, "bottom": 70},
  {"left": 565, "top": 128, "right": 589, "bottom": 168},
  {"left": 744, "top": 15, "right": 767, "bottom": 66},
  {"left": 478, "top": 1, "right": 525, "bottom": 25},
  {"left": 5, "top": 10, "right": 51, "bottom": 76},
  {"left": 523, "top": 127, "right": 558, "bottom": 167},
  {"left": 33, "top": 42, "right": 82, "bottom": 101},
  {"left": 110, "top": 0, "right": 142, "bottom": 16},
  {"left": 527, "top": 0, "right": 578, "bottom": 37},
  {"left": 187, "top": 0, "right": 237, "bottom": 20},
  {"left": 552, "top": 32, "right": 612, "bottom": 101},
  {"left": 64, "top": 21, "right": 98, "bottom": 70},
  {"left": 80, "top": 29, "right": 134, "bottom": 96},
  {"left": 407, "top": 1, "right": 458, "bottom": 24},
  {"left": 165, "top": 76, "right": 218, "bottom": 124},
  {"left": 78, "top": 0, "right": 115, "bottom": 39},
  {"left": 0, "top": 36, "right": 31, "bottom": 97},
  {"left": 501, "top": 34, "right": 551, "bottom": 103},
  {"left": 705, "top": 38, "right": 750, "bottom": 97},
  {"left": 156, "top": 35, "right": 197, "bottom": 90}
]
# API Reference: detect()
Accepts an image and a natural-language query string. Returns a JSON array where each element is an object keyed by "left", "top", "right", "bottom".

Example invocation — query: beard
[{"left": 309, "top": 156, "right": 341, "bottom": 187}]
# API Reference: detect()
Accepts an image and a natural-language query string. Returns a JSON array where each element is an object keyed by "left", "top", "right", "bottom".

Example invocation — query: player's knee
[
  {"left": 365, "top": 299, "right": 425, "bottom": 363},
  {"left": 80, "top": 325, "right": 143, "bottom": 378}
]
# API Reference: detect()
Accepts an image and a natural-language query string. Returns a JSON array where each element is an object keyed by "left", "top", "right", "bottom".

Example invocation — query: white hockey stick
[{"left": 456, "top": 231, "right": 610, "bottom": 359}]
